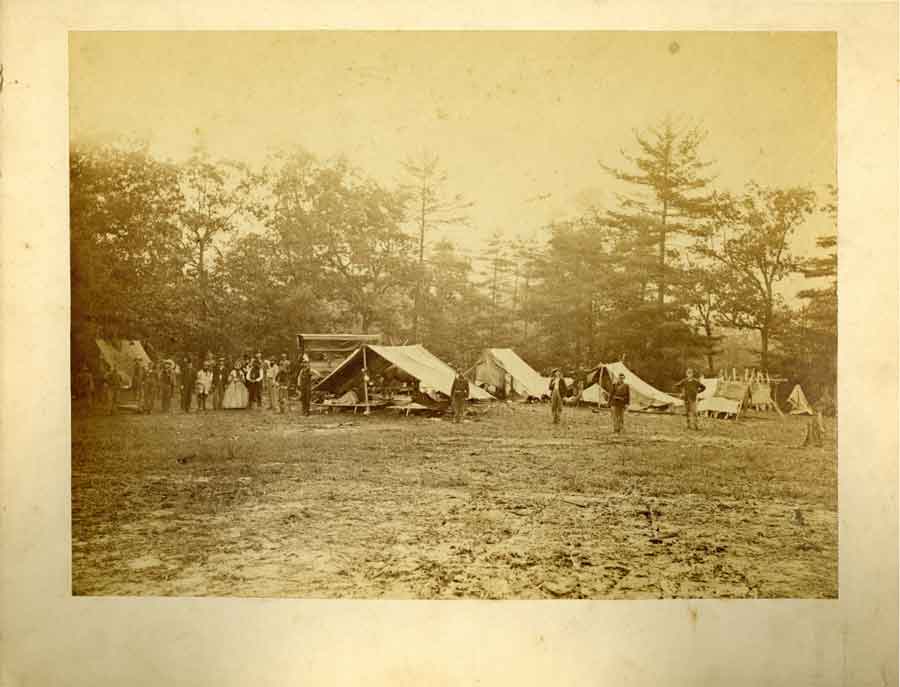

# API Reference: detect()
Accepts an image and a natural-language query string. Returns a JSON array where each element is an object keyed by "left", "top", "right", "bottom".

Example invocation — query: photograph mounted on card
[{"left": 69, "top": 31, "right": 837, "bottom": 599}]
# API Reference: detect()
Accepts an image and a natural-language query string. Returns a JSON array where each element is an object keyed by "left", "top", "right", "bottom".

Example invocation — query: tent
[
  {"left": 296, "top": 333, "right": 383, "bottom": 379},
  {"left": 581, "top": 383, "right": 606, "bottom": 405},
  {"left": 95, "top": 339, "right": 151, "bottom": 388},
  {"left": 697, "top": 377, "right": 750, "bottom": 419},
  {"left": 314, "top": 344, "right": 495, "bottom": 402},
  {"left": 585, "top": 361, "right": 683, "bottom": 411},
  {"left": 787, "top": 384, "right": 814, "bottom": 415},
  {"left": 466, "top": 348, "right": 549, "bottom": 399}
]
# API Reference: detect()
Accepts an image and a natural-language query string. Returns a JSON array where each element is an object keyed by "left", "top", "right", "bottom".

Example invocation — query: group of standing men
[{"left": 75, "top": 351, "right": 315, "bottom": 416}]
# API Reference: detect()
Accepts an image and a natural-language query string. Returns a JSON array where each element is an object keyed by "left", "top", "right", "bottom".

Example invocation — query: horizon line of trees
[{"left": 70, "top": 116, "right": 837, "bottom": 402}]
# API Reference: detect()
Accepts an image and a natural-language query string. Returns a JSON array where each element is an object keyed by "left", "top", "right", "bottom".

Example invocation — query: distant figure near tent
[
  {"left": 450, "top": 369, "right": 469, "bottom": 423},
  {"left": 298, "top": 356, "right": 312, "bottom": 416},
  {"left": 549, "top": 369, "right": 567, "bottom": 424},
  {"left": 608, "top": 372, "right": 631, "bottom": 433},
  {"left": 674, "top": 368, "right": 706, "bottom": 430}
]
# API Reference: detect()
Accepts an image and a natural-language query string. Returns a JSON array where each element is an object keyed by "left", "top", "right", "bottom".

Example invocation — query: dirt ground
[{"left": 71, "top": 402, "right": 837, "bottom": 599}]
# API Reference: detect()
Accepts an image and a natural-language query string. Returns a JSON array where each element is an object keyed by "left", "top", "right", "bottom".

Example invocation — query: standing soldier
[
  {"left": 549, "top": 369, "right": 568, "bottom": 425},
  {"left": 674, "top": 367, "right": 706, "bottom": 430},
  {"left": 276, "top": 356, "right": 290, "bottom": 413},
  {"left": 608, "top": 372, "right": 631, "bottom": 434},
  {"left": 160, "top": 360, "right": 176, "bottom": 413},
  {"left": 196, "top": 360, "right": 214, "bottom": 411},
  {"left": 246, "top": 353, "right": 264, "bottom": 409},
  {"left": 298, "top": 356, "right": 312, "bottom": 416},
  {"left": 210, "top": 357, "right": 222, "bottom": 410},
  {"left": 450, "top": 368, "right": 469, "bottom": 423},
  {"left": 142, "top": 362, "right": 159, "bottom": 413},
  {"left": 180, "top": 356, "right": 196, "bottom": 413},
  {"left": 265, "top": 357, "right": 280, "bottom": 410},
  {"left": 102, "top": 363, "right": 121, "bottom": 415}
]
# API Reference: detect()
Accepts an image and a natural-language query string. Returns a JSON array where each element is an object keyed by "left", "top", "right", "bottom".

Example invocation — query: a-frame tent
[
  {"left": 95, "top": 339, "right": 151, "bottom": 388},
  {"left": 583, "top": 361, "right": 683, "bottom": 411},
  {"left": 314, "top": 344, "right": 495, "bottom": 402},
  {"left": 466, "top": 348, "right": 549, "bottom": 400},
  {"left": 787, "top": 384, "right": 815, "bottom": 415}
]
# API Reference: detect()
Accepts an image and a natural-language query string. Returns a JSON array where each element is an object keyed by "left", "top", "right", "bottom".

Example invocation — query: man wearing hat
[
  {"left": 608, "top": 372, "right": 631, "bottom": 433},
  {"left": 196, "top": 360, "right": 214, "bottom": 411},
  {"left": 159, "top": 360, "right": 176, "bottom": 413},
  {"left": 245, "top": 352, "right": 264, "bottom": 409},
  {"left": 297, "top": 355, "right": 312, "bottom": 416},
  {"left": 549, "top": 368, "right": 568, "bottom": 424},
  {"left": 211, "top": 357, "right": 227, "bottom": 410},
  {"left": 450, "top": 368, "right": 469, "bottom": 423},
  {"left": 276, "top": 355, "right": 291, "bottom": 413},
  {"left": 179, "top": 356, "right": 196, "bottom": 413}
]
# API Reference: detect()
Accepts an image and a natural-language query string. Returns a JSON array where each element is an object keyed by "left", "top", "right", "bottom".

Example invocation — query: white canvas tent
[
  {"left": 584, "top": 361, "right": 683, "bottom": 411},
  {"left": 787, "top": 384, "right": 814, "bottom": 415},
  {"left": 95, "top": 339, "right": 151, "bottom": 388},
  {"left": 467, "top": 348, "right": 549, "bottom": 399},
  {"left": 315, "top": 344, "right": 494, "bottom": 402}
]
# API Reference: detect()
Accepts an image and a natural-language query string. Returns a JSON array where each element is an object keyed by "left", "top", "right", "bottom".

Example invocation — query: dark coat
[
  {"left": 608, "top": 381, "right": 631, "bottom": 407},
  {"left": 450, "top": 376, "right": 469, "bottom": 399},
  {"left": 674, "top": 378, "right": 706, "bottom": 402},
  {"left": 549, "top": 376, "right": 568, "bottom": 398}
]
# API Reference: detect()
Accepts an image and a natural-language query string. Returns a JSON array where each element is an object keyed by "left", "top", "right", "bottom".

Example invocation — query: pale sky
[{"left": 70, "top": 31, "right": 836, "bottom": 293}]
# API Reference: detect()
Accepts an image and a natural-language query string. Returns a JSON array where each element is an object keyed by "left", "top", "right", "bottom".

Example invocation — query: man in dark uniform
[
  {"left": 450, "top": 369, "right": 469, "bottom": 423},
  {"left": 298, "top": 356, "right": 312, "bottom": 416},
  {"left": 246, "top": 353, "right": 264, "bottom": 409},
  {"left": 180, "top": 356, "right": 196, "bottom": 413},
  {"left": 608, "top": 372, "right": 630, "bottom": 433},
  {"left": 159, "top": 360, "right": 176, "bottom": 413},
  {"left": 674, "top": 368, "right": 706, "bottom": 430},
  {"left": 549, "top": 368, "right": 568, "bottom": 424}
]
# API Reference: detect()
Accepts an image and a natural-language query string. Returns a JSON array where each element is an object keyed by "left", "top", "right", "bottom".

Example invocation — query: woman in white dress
[{"left": 222, "top": 361, "right": 249, "bottom": 409}]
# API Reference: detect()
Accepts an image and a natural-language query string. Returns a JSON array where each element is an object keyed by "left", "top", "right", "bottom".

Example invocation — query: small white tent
[
  {"left": 787, "top": 384, "right": 814, "bottom": 415},
  {"left": 584, "top": 361, "right": 683, "bottom": 411},
  {"left": 467, "top": 348, "right": 549, "bottom": 399}
]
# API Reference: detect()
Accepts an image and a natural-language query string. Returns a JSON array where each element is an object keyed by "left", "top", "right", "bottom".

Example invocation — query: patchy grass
[{"left": 71, "top": 403, "right": 837, "bottom": 599}]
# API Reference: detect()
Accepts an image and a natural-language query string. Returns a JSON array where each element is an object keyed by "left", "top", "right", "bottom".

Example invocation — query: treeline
[{"left": 70, "top": 118, "right": 837, "bottom": 401}]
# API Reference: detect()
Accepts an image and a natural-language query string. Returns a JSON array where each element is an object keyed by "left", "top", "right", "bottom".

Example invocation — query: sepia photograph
[{"left": 69, "top": 31, "right": 839, "bottom": 599}]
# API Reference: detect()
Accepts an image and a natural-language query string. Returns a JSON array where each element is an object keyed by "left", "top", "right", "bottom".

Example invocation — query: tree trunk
[
  {"left": 412, "top": 192, "right": 426, "bottom": 342},
  {"left": 760, "top": 327, "right": 769, "bottom": 370},
  {"left": 703, "top": 321, "right": 716, "bottom": 375},
  {"left": 658, "top": 198, "right": 668, "bottom": 305}
]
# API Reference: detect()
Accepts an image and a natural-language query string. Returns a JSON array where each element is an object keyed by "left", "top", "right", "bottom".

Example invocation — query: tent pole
[{"left": 362, "top": 346, "right": 371, "bottom": 415}]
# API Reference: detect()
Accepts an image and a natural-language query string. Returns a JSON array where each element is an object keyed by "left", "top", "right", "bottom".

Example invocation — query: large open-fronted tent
[
  {"left": 583, "top": 361, "right": 683, "bottom": 411},
  {"left": 296, "top": 333, "right": 384, "bottom": 379},
  {"left": 466, "top": 348, "right": 549, "bottom": 400},
  {"left": 315, "top": 344, "right": 495, "bottom": 402}
]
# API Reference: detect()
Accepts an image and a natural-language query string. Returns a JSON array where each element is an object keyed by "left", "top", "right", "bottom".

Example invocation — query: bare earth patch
[{"left": 71, "top": 405, "right": 837, "bottom": 598}]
